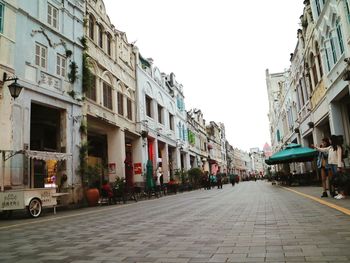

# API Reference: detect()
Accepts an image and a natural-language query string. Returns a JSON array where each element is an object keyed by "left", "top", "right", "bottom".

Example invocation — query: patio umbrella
[
  {"left": 146, "top": 160, "right": 154, "bottom": 189},
  {"left": 265, "top": 143, "right": 317, "bottom": 165}
]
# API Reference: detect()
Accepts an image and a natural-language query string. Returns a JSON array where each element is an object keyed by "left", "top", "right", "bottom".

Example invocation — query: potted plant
[
  {"left": 84, "top": 165, "right": 101, "bottom": 206},
  {"left": 187, "top": 167, "right": 203, "bottom": 189},
  {"left": 113, "top": 176, "right": 126, "bottom": 203},
  {"left": 167, "top": 175, "right": 179, "bottom": 194}
]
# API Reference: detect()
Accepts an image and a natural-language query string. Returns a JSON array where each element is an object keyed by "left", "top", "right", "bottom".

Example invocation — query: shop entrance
[
  {"left": 125, "top": 139, "right": 133, "bottom": 189},
  {"left": 87, "top": 132, "right": 108, "bottom": 182},
  {"left": 30, "top": 103, "right": 61, "bottom": 152},
  {"left": 30, "top": 103, "right": 64, "bottom": 188},
  {"left": 168, "top": 146, "right": 175, "bottom": 180}
]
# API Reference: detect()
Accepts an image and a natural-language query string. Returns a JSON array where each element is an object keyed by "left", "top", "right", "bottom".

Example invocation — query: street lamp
[
  {"left": 3, "top": 72, "right": 23, "bottom": 99},
  {"left": 1, "top": 72, "right": 24, "bottom": 191}
]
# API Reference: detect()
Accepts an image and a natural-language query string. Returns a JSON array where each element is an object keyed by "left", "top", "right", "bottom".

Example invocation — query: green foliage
[
  {"left": 68, "top": 61, "right": 78, "bottom": 84},
  {"left": 79, "top": 37, "right": 88, "bottom": 51},
  {"left": 65, "top": 49, "right": 73, "bottom": 58},
  {"left": 79, "top": 121, "right": 87, "bottom": 136},
  {"left": 187, "top": 130, "right": 196, "bottom": 145},
  {"left": 82, "top": 53, "right": 93, "bottom": 94},
  {"left": 67, "top": 90, "right": 76, "bottom": 99},
  {"left": 180, "top": 170, "right": 188, "bottom": 185},
  {"left": 187, "top": 167, "right": 203, "bottom": 188},
  {"left": 113, "top": 176, "right": 126, "bottom": 195},
  {"left": 77, "top": 142, "right": 88, "bottom": 182},
  {"left": 84, "top": 164, "right": 102, "bottom": 188}
]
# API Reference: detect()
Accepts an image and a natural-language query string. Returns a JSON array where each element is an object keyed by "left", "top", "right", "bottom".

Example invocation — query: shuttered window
[
  {"left": 56, "top": 54, "right": 66, "bottom": 77},
  {"left": 127, "top": 98, "right": 132, "bottom": 120},
  {"left": 117, "top": 92, "right": 124, "bottom": 115},
  {"left": 47, "top": 4, "right": 59, "bottom": 29},
  {"left": 103, "top": 82, "right": 112, "bottom": 110},
  {"left": 146, "top": 96, "right": 152, "bottom": 118},
  {"left": 35, "top": 43, "right": 47, "bottom": 69},
  {"left": 86, "top": 75, "right": 96, "bottom": 101}
]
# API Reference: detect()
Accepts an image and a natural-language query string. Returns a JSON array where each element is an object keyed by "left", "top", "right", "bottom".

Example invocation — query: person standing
[
  {"left": 314, "top": 135, "right": 343, "bottom": 198},
  {"left": 216, "top": 173, "right": 223, "bottom": 189},
  {"left": 317, "top": 138, "right": 331, "bottom": 197}
]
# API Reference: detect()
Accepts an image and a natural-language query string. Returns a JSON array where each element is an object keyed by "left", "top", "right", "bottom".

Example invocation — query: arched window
[
  {"left": 106, "top": 33, "right": 112, "bottom": 56},
  {"left": 98, "top": 24, "right": 104, "bottom": 48},
  {"left": 315, "top": 42, "right": 323, "bottom": 77},
  {"left": 86, "top": 74, "right": 96, "bottom": 101},
  {"left": 310, "top": 52, "right": 318, "bottom": 87},
  {"left": 88, "top": 14, "right": 95, "bottom": 40},
  {"left": 336, "top": 19, "right": 344, "bottom": 55},
  {"left": 329, "top": 32, "right": 337, "bottom": 64}
]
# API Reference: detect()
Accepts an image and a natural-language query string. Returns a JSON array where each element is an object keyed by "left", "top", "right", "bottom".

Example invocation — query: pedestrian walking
[
  {"left": 229, "top": 174, "right": 235, "bottom": 186},
  {"left": 216, "top": 173, "right": 223, "bottom": 189},
  {"left": 155, "top": 166, "right": 162, "bottom": 194}
]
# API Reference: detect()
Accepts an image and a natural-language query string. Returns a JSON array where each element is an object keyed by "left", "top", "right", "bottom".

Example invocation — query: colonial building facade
[
  {"left": 85, "top": 0, "right": 139, "bottom": 189},
  {"left": 267, "top": 0, "right": 350, "bottom": 170},
  {"left": 187, "top": 109, "right": 210, "bottom": 171},
  {"left": 0, "top": 0, "right": 84, "bottom": 201},
  {"left": 135, "top": 55, "right": 180, "bottom": 183},
  {"left": 0, "top": 0, "right": 252, "bottom": 200}
]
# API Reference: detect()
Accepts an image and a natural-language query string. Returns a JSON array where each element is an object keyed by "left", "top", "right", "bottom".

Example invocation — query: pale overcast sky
[{"left": 103, "top": 0, "right": 305, "bottom": 151}]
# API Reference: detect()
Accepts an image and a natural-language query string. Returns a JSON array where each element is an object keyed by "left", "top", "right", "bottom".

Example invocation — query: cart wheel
[{"left": 28, "top": 198, "right": 42, "bottom": 218}]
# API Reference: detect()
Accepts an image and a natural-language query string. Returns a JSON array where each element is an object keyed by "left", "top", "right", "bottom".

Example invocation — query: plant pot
[{"left": 86, "top": 188, "right": 100, "bottom": 206}]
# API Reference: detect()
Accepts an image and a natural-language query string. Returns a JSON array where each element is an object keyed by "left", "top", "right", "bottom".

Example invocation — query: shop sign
[
  {"left": 0, "top": 192, "right": 24, "bottom": 210},
  {"left": 40, "top": 190, "right": 53, "bottom": 204},
  {"left": 134, "top": 163, "right": 142, "bottom": 174}
]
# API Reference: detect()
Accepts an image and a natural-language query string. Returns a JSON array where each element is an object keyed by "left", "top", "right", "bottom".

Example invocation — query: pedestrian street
[{"left": 1, "top": 181, "right": 350, "bottom": 263}]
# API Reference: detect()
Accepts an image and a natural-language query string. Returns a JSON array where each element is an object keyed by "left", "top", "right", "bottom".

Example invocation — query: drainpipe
[{"left": 1, "top": 152, "right": 4, "bottom": 192}]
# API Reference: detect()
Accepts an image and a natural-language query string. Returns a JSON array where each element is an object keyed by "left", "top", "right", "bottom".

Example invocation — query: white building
[
  {"left": 0, "top": 0, "right": 84, "bottom": 201},
  {"left": 135, "top": 55, "right": 181, "bottom": 183}
]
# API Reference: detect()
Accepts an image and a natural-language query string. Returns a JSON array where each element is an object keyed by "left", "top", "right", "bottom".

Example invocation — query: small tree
[{"left": 187, "top": 168, "right": 203, "bottom": 189}]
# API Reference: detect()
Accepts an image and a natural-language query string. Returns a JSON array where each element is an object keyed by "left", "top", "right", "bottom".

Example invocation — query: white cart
[{"left": 0, "top": 188, "right": 57, "bottom": 218}]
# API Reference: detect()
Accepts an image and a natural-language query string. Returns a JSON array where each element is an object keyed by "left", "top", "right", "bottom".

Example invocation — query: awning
[
  {"left": 265, "top": 143, "right": 317, "bottom": 165},
  {"left": 25, "top": 150, "right": 72, "bottom": 161}
]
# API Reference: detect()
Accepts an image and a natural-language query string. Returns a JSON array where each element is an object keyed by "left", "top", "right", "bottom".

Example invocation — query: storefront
[{"left": 24, "top": 150, "right": 71, "bottom": 190}]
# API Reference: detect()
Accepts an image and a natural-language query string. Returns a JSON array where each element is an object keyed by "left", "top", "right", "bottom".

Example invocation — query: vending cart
[{"left": 0, "top": 188, "right": 57, "bottom": 217}]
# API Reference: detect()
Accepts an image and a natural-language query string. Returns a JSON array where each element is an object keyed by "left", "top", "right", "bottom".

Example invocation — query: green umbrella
[
  {"left": 146, "top": 160, "right": 154, "bottom": 189},
  {"left": 265, "top": 143, "right": 317, "bottom": 165}
]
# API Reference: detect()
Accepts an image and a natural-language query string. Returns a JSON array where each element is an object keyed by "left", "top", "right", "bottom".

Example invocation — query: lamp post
[{"left": 1, "top": 72, "right": 24, "bottom": 191}]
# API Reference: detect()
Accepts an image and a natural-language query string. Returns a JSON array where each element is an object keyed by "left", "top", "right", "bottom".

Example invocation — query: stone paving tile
[{"left": 1, "top": 182, "right": 350, "bottom": 263}]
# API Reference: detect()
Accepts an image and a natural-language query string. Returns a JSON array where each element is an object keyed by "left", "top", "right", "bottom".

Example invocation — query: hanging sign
[{"left": 134, "top": 163, "right": 142, "bottom": 174}]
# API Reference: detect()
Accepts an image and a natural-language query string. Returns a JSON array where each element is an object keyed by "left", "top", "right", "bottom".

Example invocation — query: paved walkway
[
  {"left": 1, "top": 181, "right": 350, "bottom": 263},
  {"left": 280, "top": 184, "right": 350, "bottom": 211}
]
